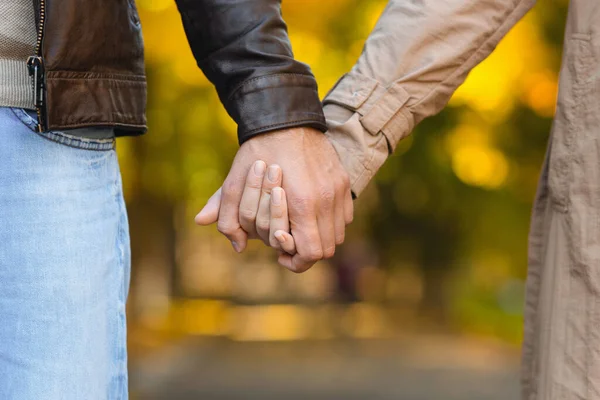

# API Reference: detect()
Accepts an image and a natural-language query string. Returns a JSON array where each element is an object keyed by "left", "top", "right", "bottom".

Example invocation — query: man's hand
[
  {"left": 193, "top": 169, "right": 298, "bottom": 268},
  {"left": 195, "top": 127, "right": 353, "bottom": 273},
  {"left": 195, "top": 161, "right": 297, "bottom": 252}
]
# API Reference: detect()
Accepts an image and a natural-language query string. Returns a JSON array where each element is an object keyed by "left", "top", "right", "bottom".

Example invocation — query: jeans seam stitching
[
  {"left": 113, "top": 166, "right": 128, "bottom": 399},
  {"left": 10, "top": 108, "right": 115, "bottom": 151}
]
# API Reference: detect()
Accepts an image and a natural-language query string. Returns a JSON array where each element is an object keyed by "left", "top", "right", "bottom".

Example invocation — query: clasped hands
[{"left": 194, "top": 127, "right": 353, "bottom": 273}]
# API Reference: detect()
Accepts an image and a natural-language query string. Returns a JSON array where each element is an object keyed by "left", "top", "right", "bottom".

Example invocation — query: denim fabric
[
  {"left": 0, "top": 107, "right": 130, "bottom": 399},
  {"left": 12, "top": 108, "right": 116, "bottom": 150}
]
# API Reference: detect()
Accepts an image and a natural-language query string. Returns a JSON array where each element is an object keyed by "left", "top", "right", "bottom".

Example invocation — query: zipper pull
[
  {"left": 27, "top": 56, "right": 45, "bottom": 132},
  {"left": 27, "top": 56, "right": 44, "bottom": 108}
]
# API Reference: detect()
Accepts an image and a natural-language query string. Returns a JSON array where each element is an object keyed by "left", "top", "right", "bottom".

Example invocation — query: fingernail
[
  {"left": 254, "top": 160, "right": 266, "bottom": 176},
  {"left": 268, "top": 165, "right": 280, "bottom": 182},
  {"left": 272, "top": 187, "right": 282, "bottom": 205},
  {"left": 274, "top": 231, "right": 286, "bottom": 243},
  {"left": 231, "top": 241, "right": 241, "bottom": 253}
]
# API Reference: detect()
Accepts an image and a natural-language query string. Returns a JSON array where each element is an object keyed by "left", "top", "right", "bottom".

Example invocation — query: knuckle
[
  {"left": 319, "top": 188, "right": 335, "bottom": 204},
  {"left": 245, "top": 179, "right": 262, "bottom": 190},
  {"left": 256, "top": 219, "right": 270, "bottom": 233},
  {"left": 346, "top": 213, "right": 354, "bottom": 225},
  {"left": 323, "top": 245, "right": 336, "bottom": 259},
  {"left": 217, "top": 221, "right": 236, "bottom": 236},
  {"left": 238, "top": 208, "right": 257, "bottom": 222},
  {"left": 305, "top": 248, "right": 323, "bottom": 263},
  {"left": 291, "top": 262, "right": 314, "bottom": 274},
  {"left": 289, "top": 196, "right": 314, "bottom": 215}
]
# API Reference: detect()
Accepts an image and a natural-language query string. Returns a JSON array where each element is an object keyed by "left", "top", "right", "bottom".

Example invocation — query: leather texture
[
  {"left": 175, "top": 0, "right": 327, "bottom": 143},
  {"left": 35, "top": 0, "right": 327, "bottom": 142},
  {"left": 37, "top": 0, "right": 147, "bottom": 135}
]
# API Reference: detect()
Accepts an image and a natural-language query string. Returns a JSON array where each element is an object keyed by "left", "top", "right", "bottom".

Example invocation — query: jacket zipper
[{"left": 27, "top": 0, "right": 47, "bottom": 133}]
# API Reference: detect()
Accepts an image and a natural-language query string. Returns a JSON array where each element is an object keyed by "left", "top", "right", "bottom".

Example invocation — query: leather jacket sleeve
[
  {"left": 322, "top": 0, "right": 537, "bottom": 196},
  {"left": 175, "top": 0, "right": 327, "bottom": 144}
]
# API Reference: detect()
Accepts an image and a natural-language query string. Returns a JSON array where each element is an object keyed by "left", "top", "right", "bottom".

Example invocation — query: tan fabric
[
  {"left": 324, "top": 0, "right": 537, "bottom": 196},
  {"left": 324, "top": 0, "right": 600, "bottom": 399},
  {"left": 523, "top": 2, "right": 600, "bottom": 398}
]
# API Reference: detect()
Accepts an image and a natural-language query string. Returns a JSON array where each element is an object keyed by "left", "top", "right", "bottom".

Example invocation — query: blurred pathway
[{"left": 131, "top": 335, "right": 520, "bottom": 400}]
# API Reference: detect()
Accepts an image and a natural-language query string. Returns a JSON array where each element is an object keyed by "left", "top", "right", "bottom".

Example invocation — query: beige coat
[{"left": 324, "top": 1, "right": 600, "bottom": 398}]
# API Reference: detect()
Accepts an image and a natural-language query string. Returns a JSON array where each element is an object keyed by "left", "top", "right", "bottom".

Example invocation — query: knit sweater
[
  {"left": 0, "top": 0, "right": 36, "bottom": 110},
  {"left": 0, "top": 2, "right": 116, "bottom": 138}
]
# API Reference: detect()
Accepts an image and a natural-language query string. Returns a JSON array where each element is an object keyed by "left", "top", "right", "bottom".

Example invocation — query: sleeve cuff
[
  {"left": 226, "top": 73, "right": 327, "bottom": 145},
  {"left": 323, "top": 71, "right": 415, "bottom": 197},
  {"left": 324, "top": 107, "right": 390, "bottom": 197}
]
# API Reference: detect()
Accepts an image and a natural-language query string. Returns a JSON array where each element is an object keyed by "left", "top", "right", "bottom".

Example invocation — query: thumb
[{"left": 195, "top": 187, "right": 222, "bottom": 225}]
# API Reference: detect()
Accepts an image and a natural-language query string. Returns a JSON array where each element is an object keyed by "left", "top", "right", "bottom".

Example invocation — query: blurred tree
[{"left": 128, "top": 0, "right": 567, "bottom": 342}]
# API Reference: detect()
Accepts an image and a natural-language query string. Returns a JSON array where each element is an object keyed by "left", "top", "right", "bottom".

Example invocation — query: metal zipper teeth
[
  {"left": 34, "top": 0, "right": 45, "bottom": 56},
  {"left": 33, "top": 0, "right": 46, "bottom": 132}
]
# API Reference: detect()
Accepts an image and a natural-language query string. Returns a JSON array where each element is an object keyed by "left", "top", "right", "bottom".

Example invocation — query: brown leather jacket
[{"left": 30, "top": 0, "right": 327, "bottom": 143}]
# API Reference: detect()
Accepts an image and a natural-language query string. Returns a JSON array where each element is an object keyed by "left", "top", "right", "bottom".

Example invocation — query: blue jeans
[{"left": 0, "top": 108, "right": 130, "bottom": 399}]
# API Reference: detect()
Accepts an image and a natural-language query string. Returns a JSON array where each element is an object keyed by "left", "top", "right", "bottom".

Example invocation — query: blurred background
[{"left": 125, "top": 0, "right": 568, "bottom": 398}]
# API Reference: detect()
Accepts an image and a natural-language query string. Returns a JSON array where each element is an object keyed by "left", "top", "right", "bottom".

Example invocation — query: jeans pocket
[{"left": 11, "top": 108, "right": 115, "bottom": 151}]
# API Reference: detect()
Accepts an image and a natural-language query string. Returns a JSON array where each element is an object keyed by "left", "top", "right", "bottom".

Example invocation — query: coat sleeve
[
  {"left": 175, "top": 0, "right": 327, "bottom": 144},
  {"left": 323, "top": 0, "right": 537, "bottom": 196}
]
